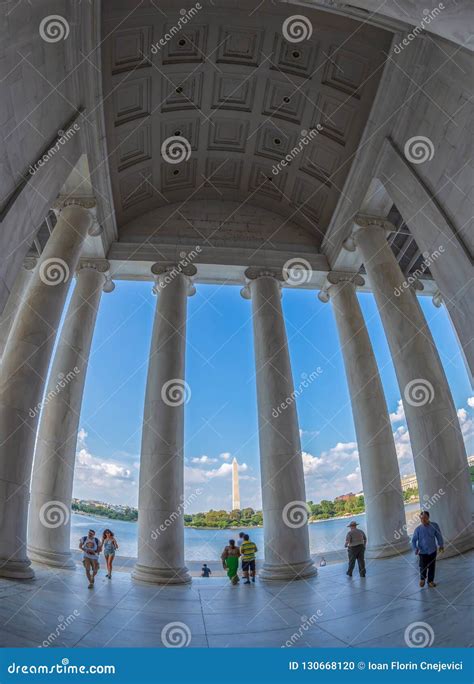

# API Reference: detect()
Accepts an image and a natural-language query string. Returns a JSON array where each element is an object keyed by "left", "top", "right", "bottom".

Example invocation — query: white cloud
[
  {"left": 302, "top": 440, "right": 361, "bottom": 501},
  {"left": 300, "top": 428, "right": 320, "bottom": 438},
  {"left": 73, "top": 429, "right": 138, "bottom": 506},
  {"left": 457, "top": 402, "right": 473, "bottom": 457},
  {"left": 76, "top": 449, "right": 133, "bottom": 480},
  {"left": 191, "top": 455, "right": 217, "bottom": 464},
  {"left": 72, "top": 397, "right": 473, "bottom": 512},
  {"left": 390, "top": 400, "right": 405, "bottom": 424}
]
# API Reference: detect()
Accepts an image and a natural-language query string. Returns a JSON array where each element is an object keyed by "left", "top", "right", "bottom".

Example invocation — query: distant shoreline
[{"left": 72, "top": 498, "right": 420, "bottom": 528}]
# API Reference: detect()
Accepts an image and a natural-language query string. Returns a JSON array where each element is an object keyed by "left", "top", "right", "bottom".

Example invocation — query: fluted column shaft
[
  {"left": 327, "top": 277, "right": 409, "bottom": 557},
  {"left": 133, "top": 266, "right": 195, "bottom": 584},
  {"left": 27, "top": 262, "right": 110, "bottom": 568},
  {"left": 245, "top": 272, "right": 316, "bottom": 580},
  {"left": 354, "top": 223, "right": 472, "bottom": 557},
  {"left": 0, "top": 258, "right": 37, "bottom": 358},
  {"left": 0, "top": 204, "right": 93, "bottom": 578}
]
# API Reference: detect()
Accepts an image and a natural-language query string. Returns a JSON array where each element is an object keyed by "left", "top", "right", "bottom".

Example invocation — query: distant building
[
  {"left": 335, "top": 492, "right": 356, "bottom": 502},
  {"left": 400, "top": 474, "right": 418, "bottom": 491},
  {"left": 468, "top": 455, "right": 474, "bottom": 467}
]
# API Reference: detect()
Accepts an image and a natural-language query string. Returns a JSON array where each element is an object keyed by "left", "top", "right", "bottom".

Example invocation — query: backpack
[{"left": 82, "top": 536, "right": 99, "bottom": 548}]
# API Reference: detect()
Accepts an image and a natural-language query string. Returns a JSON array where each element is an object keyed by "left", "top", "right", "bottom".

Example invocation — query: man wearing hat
[{"left": 344, "top": 521, "right": 367, "bottom": 577}]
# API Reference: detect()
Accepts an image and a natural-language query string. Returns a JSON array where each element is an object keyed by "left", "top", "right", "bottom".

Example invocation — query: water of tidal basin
[{"left": 70, "top": 503, "right": 421, "bottom": 561}]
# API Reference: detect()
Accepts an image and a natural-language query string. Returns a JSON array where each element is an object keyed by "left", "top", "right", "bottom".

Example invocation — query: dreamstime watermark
[
  {"left": 282, "top": 257, "right": 312, "bottom": 286},
  {"left": 161, "top": 135, "right": 192, "bottom": 164},
  {"left": 393, "top": 245, "right": 444, "bottom": 296},
  {"left": 272, "top": 368, "right": 323, "bottom": 418},
  {"left": 393, "top": 488, "right": 444, "bottom": 541},
  {"left": 39, "top": 257, "right": 70, "bottom": 287},
  {"left": 29, "top": 367, "right": 80, "bottom": 418},
  {"left": 161, "top": 621, "right": 192, "bottom": 648},
  {"left": 28, "top": 124, "right": 80, "bottom": 176},
  {"left": 39, "top": 500, "right": 70, "bottom": 529},
  {"left": 40, "top": 611, "right": 80, "bottom": 648},
  {"left": 8, "top": 660, "right": 115, "bottom": 675},
  {"left": 393, "top": 5, "right": 445, "bottom": 54},
  {"left": 151, "top": 489, "right": 203, "bottom": 540},
  {"left": 404, "top": 621, "right": 434, "bottom": 647},
  {"left": 151, "top": 3, "right": 202, "bottom": 53},
  {"left": 404, "top": 135, "right": 435, "bottom": 164},
  {"left": 272, "top": 126, "right": 323, "bottom": 176},
  {"left": 161, "top": 379, "right": 192, "bottom": 407},
  {"left": 404, "top": 378, "right": 435, "bottom": 407},
  {"left": 282, "top": 501, "right": 311, "bottom": 529},
  {"left": 39, "top": 15, "right": 70, "bottom": 43},
  {"left": 282, "top": 612, "right": 323, "bottom": 647},
  {"left": 282, "top": 15, "right": 313, "bottom": 43}
]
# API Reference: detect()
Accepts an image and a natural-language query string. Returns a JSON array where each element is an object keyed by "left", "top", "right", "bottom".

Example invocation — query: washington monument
[{"left": 232, "top": 457, "right": 240, "bottom": 510}]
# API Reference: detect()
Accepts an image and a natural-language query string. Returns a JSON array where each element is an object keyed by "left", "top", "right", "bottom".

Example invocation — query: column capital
[
  {"left": 52, "top": 196, "right": 102, "bottom": 236},
  {"left": 409, "top": 278, "right": 425, "bottom": 293},
  {"left": 241, "top": 267, "right": 283, "bottom": 299},
  {"left": 151, "top": 263, "right": 197, "bottom": 296},
  {"left": 77, "top": 258, "right": 110, "bottom": 274},
  {"left": 76, "top": 259, "right": 115, "bottom": 292},
  {"left": 432, "top": 289, "right": 443, "bottom": 308},
  {"left": 23, "top": 256, "right": 38, "bottom": 271},
  {"left": 354, "top": 214, "right": 395, "bottom": 233},
  {"left": 240, "top": 285, "right": 251, "bottom": 300},
  {"left": 318, "top": 271, "right": 365, "bottom": 303},
  {"left": 244, "top": 267, "right": 284, "bottom": 282}
]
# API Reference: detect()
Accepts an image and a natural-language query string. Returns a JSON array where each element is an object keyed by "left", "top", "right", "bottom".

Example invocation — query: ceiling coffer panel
[{"left": 102, "top": 0, "right": 392, "bottom": 249}]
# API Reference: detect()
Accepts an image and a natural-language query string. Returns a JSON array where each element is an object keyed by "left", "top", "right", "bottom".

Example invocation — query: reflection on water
[{"left": 70, "top": 503, "right": 421, "bottom": 560}]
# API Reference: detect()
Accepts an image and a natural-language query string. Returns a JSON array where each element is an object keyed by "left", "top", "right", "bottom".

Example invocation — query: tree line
[{"left": 71, "top": 485, "right": 425, "bottom": 526}]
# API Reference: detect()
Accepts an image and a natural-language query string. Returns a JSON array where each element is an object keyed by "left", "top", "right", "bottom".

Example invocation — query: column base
[
  {"left": 365, "top": 538, "right": 411, "bottom": 559},
  {"left": 0, "top": 558, "right": 35, "bottom": 580},
  {"left": 27, "top": 546, "right": 76, "bottom": 569},
  {"left": 132, "top": 563, "right": 192, "bottom": 585},
  {"left": 438, "top": 524, "right": 474, "bottom": 559},
  {"left": 259, "top": 558, "right": 317, "bottom": 582}
]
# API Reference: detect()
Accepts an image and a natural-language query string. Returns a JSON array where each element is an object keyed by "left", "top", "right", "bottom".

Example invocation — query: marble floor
[{"left": 0, "top": 551, "right": 472, "bottom": 648}]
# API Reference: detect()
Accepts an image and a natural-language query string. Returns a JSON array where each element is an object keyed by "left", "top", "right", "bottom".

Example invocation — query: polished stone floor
[{"left": 0, "top": 551, "right": 472, "bottom": 648}]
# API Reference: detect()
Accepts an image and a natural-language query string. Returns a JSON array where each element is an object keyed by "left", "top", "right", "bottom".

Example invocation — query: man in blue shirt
[{"left": 411, "top": 511, "right": 444, "bottom": 587}]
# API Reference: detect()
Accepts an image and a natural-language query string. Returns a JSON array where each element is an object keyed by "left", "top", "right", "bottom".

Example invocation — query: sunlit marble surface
[{"left": 0, "top": 551, "right": 471, "bottom": 648}]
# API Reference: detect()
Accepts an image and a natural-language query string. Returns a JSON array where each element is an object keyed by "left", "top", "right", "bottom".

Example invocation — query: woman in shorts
[{"left": 101, "top": 529, "right": 119, "bottom": 579}]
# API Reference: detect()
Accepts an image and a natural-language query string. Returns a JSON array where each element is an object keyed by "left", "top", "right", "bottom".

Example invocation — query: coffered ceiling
[{"left": 101, "top": 0, "right": 392, "bottom": 251}]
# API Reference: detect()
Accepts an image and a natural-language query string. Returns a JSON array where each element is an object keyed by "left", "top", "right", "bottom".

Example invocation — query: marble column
[
  {"left": 354, "top": 217, "right": 473, "bottom": 557},
  {"left": 322, "top": 273, "right": 409, "bottom": 557},
  {"left": 132, "top": 264, "right": 196, "bottom": 584},
  {"left": 0, "top": 257, "right": 37, "bottom": 358},
  {"left": 27, "top": 260, "right": 113, "bottom": 568},
  {"left": 242, "top": 269, "right": 316, "bottom": 580},
  {"left": 0, "top": 201, "right": 95, "bottom": 579}
]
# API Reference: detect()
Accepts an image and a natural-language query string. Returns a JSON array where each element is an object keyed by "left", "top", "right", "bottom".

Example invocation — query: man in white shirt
[
  {"left": 79, "top": 529, "right": 100, "bottom": 588},
  {"left": 344, "top": 521, "right": 367, "bottom": 577}
]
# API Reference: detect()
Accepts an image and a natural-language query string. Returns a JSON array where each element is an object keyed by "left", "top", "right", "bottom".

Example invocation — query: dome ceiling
[{"left": 101, "top": 0, "right": 392, "bottom": 250}]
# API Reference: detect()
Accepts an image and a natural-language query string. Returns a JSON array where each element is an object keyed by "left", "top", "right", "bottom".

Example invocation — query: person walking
[
  {"left": 79, "top": 529, "right": 101, "bottom": 588},
  {"left": 101, "top": 529, "right": 118, "bottom": 579},
  {"left": 240, "top": 534, "right": 257, "bottom": 584},
  {"left": 236, "top": 531, "right": 245, "bottom": 549},
  {"left": 345, "top": 521, "right": 367, "bottom": 577},
  {"left": 411, "top": 510, "right": 444, "bottom": 587},
  {"left": 221, "top": 539, "right": 240, "bottom": 584}
]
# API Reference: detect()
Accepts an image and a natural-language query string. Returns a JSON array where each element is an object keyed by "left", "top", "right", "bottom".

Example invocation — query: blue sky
[{"left": 72, "top": 281, "right": 473, "bottom": 512}]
